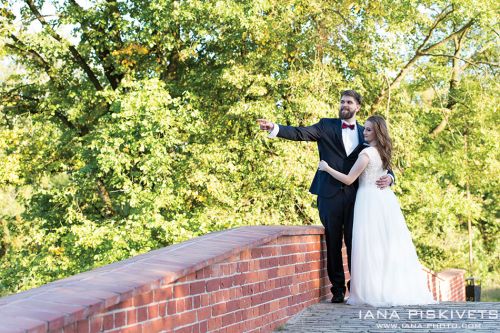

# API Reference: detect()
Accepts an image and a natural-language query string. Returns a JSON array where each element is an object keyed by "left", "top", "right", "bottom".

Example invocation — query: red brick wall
[
  {"left": 426, "top": 268, "right": 466, "bottom": 302},
  {"left": 0, "top": 226, "right": 465, "bottom": 333}
]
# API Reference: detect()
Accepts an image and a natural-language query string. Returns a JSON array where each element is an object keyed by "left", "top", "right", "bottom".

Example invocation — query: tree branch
[
  {"left": 420, "top": 53, "right": 479, "bottom": 68},
  {"left": 371, "top": 16, "right": 475, "bottom": 111},
  {"left": 415, "top": 5, "right": 454, "bottom": 53},
  {"left": 7, "top": 34, "right": 51, "bottom": 73},
  {"left": 461, "top": 40, "right": 498, "bottom": 71},
  {"left": 430, "top": 27, "right": 469, "bottom": 137},
  {"left": 419, "top": 19, "right": 475, "bottom": 54},
  {"left": 67, "top": 0, "right": 124, "bottom": 89},
  {"left": 24, "top": 0, "right": 104, "bottom": 91},
  {"left": 6, "top": 34, "right": 80, "bottom": 132}
]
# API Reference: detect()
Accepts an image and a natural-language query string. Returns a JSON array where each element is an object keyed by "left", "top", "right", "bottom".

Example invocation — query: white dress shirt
[
  {"left": 268, "top": 123, "right": 280, "bottom": 138},
  {"left": 341, "top": 121, "right": 359, "bottom": 156}
]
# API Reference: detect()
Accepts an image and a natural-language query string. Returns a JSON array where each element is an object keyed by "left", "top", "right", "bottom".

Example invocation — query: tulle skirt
[{"left": 346, "top": 186, "right": 436, "bottom": 306}]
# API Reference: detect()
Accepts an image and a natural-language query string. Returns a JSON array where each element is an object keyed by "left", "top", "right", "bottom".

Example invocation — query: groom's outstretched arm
[{"left": 257, "top": 119, "right": 322, "bottom": 142}]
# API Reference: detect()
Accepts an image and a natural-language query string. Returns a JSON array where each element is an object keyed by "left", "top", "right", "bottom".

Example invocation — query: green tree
[{"left": 0, "top": 0, "right": 497, "bottom": 295}]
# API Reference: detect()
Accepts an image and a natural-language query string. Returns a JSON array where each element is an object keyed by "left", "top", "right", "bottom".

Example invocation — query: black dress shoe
[{"left": 331, "top": 293, "right": 345, "bottom": 303}]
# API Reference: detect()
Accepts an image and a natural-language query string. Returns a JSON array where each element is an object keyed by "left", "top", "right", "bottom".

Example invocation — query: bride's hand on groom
[{"left": 318, "top": 160, "right": 329, "bottom": 171}]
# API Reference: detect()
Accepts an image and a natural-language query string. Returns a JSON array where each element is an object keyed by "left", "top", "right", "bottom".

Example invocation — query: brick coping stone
[{"left": 0, "top": 225, "right": 324, "bottom": 332}]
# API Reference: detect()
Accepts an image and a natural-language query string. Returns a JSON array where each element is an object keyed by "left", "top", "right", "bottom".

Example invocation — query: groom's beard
[{"left": 339, "top": 108, "right": 356, "bottom": 119}]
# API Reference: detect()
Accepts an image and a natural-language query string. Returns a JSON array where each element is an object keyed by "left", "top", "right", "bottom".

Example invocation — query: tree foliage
[{"left": 0, "top": 0, "right": 498, "bottom": 295}]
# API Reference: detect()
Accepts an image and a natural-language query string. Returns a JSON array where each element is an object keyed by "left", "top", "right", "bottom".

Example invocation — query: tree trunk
[
  {"left": 97, "top": 179, "right": 116, "bottom": 217},
  {"left": 430, "top": 29, "right": 468, "bottom": 136}
]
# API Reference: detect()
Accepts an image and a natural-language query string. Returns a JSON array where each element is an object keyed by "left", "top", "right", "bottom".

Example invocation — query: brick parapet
[{"left": 0, "top": 226, "right": 465, "bottom": 333}]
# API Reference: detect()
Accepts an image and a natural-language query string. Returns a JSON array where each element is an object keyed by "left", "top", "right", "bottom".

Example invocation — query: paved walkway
[{"left": 276, "top": 301, "right": 499, "bottom": 332}]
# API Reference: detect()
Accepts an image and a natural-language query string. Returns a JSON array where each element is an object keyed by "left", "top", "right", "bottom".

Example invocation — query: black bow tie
[{"left": 342, "top": 122, "right": 355, "bottom": 130}]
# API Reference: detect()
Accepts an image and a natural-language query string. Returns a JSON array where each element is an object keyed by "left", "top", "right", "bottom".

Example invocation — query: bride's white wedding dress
[{"left": 346, "top": 146, "right": 436, "bottom": 306}]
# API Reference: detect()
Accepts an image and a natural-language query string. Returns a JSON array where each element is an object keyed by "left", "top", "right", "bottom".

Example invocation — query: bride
[{"left": 318, "top": 115, "right": 436, "bottom": 306}]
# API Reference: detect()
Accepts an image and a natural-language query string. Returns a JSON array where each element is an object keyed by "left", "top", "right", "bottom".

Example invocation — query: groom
[{"left": 257, "top": 90, "right": 393, "bottom": 303}]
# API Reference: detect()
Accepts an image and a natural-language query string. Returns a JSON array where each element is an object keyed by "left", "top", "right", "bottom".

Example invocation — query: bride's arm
[{"left": 318, "top": 154, "right": 370, "bottom": 185}]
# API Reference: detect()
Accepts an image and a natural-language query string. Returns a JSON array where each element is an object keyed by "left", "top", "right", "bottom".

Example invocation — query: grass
[
  {"left": 475, "top": 274, "right": 500, "bottom": 302},
  {"left": 481, "top": 286, "right": 500, "bottom": 302}
]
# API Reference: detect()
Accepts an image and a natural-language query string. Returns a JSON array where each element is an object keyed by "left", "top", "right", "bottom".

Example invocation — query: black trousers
[{"left": 317, "top": 188, "right": 356, "bottom": 295}]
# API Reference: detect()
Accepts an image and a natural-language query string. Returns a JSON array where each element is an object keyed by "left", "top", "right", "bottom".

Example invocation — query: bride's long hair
[{"left": 367, "top": 115, "right": 392, "bottom": 170}]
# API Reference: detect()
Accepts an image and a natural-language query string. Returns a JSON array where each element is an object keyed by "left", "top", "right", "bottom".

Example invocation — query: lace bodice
[{"left": 359, "top": 146, "right": 388, "bottom": 187}]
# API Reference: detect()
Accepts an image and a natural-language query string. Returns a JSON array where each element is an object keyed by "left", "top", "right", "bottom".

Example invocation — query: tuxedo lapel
[
  {"left": 356, "top": 122, "right": 365, "bottom": 145},
  {"left": 351, "top": 122, "right": 367, "bottom": 153},
  {"left": 333, "top": 119, "right": 347, "bottom": 157}
]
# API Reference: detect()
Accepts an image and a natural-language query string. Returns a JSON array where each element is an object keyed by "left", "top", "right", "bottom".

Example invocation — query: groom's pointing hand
[{"left": 257, "top": 119, "right": 274, "bottom": 131}]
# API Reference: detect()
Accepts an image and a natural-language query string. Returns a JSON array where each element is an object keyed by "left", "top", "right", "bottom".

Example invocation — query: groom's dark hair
[{"left": 341, "top": 90, "right": 362, "bottom": 105}]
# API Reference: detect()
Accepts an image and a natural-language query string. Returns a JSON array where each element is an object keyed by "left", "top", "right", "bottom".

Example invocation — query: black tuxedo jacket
[{"left": 278, "top": 118, "right": 377, "bottom": 198}]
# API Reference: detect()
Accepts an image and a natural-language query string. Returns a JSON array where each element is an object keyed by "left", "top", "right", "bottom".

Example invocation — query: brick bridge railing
[{"left": 0, "top": 226, "right": 465, "bottom": 333}]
